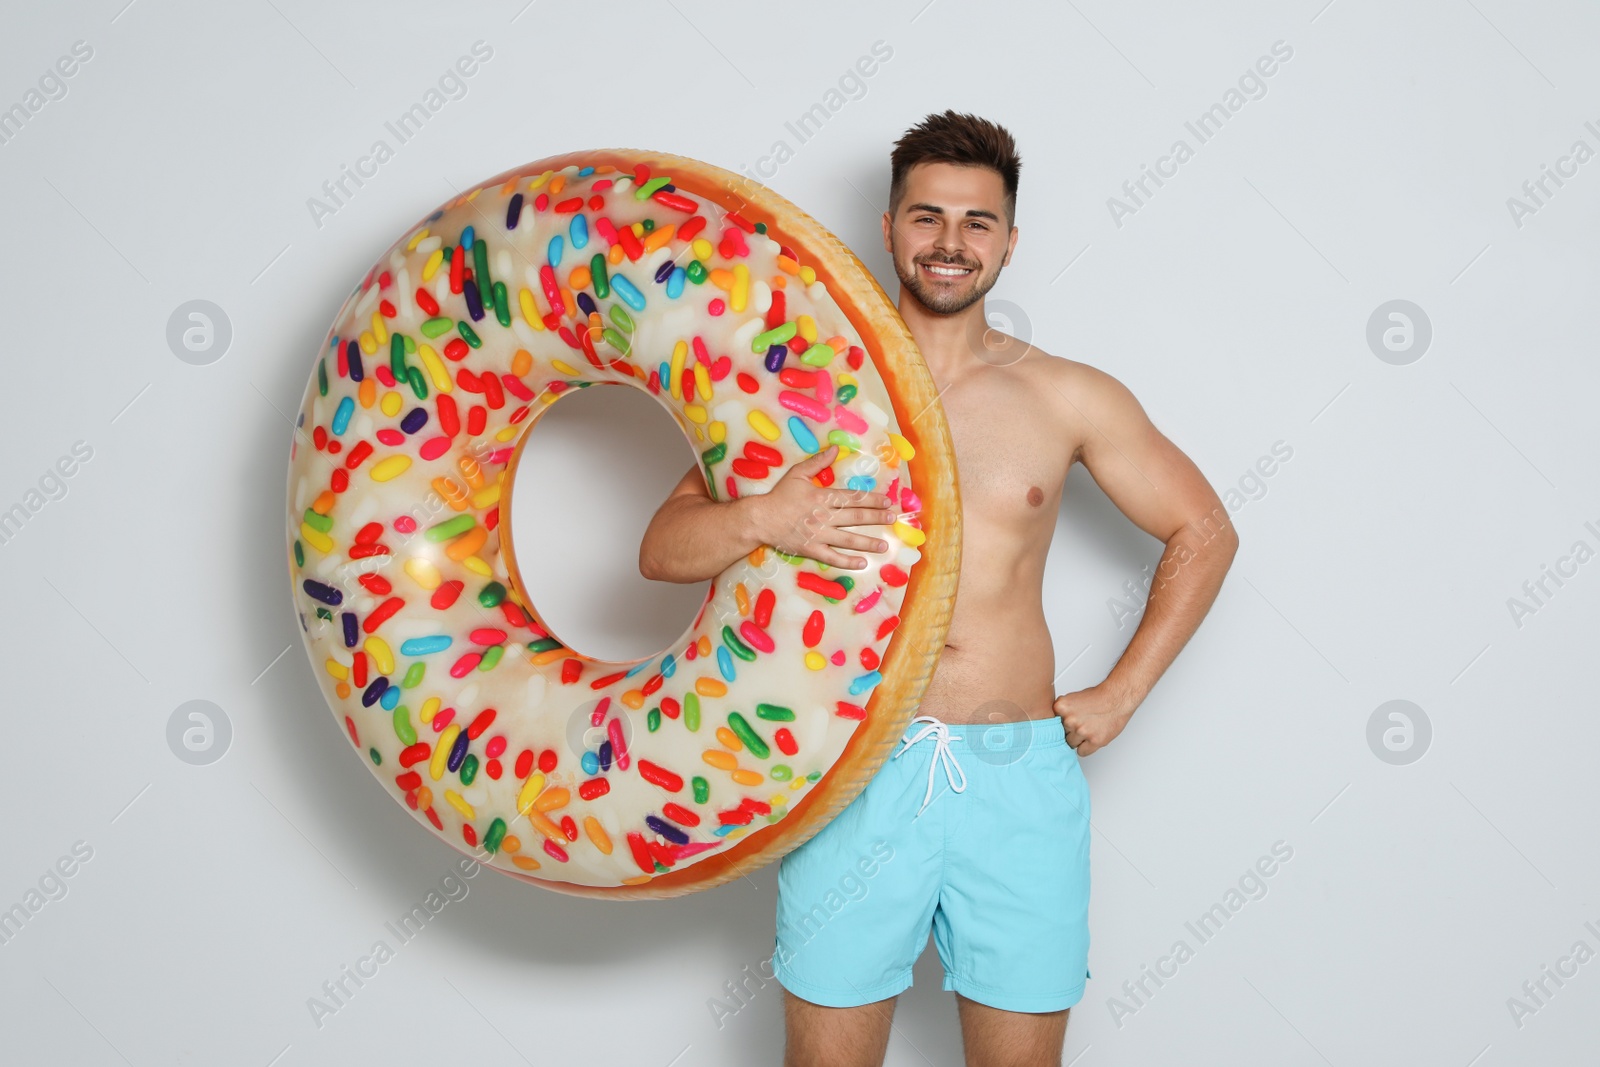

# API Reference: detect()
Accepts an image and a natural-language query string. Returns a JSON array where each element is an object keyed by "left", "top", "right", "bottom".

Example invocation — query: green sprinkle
[
  {"left": 302, "top": 508, "right": 333, "bottom": 533},
  {"left": 686, "top": 259, "right": 707, "bottom": 284},
  {"left": 726, "top": 712, "right": 770, "bottom": 759},
  {"left": 684, "top": 691, "right": 701, "bottom": 732},
  {"left": 609, "top": 304, "right": 632, "bottom": 332},
  {"left": 602, "top": 327, "right": 631, "bottom": 355},
  {"left": 647, "top": 706, "right": 661, "bottom": 732},
  {"left": 407, "top": 364, "right": 428, "bottom": 400},
  {"left": 770, "top": 764, "right": 792, "bottom": 781},
  {"left": 756, "top": 703, "right": 795, "bottom": 722},
  {"left": 807, "top": 770, "right": 822, "bottom": 782},
  {"left": 403, "top": 334, "right": 416, "bottom": 355},
  {"left": 721, "top": 625, "right": 756, "bottom": 662},
  {"left": 755, "top": 221, "right": 767, "bottom": 234},
  {"left": 825, "top": 429, "right": 861, "bottom": 451},
  {"left": 477, "top": 644, "right": 505, "bottom": 672},
  {"left": 751, "top": 322, "right": 798, "bottom": 353},
  {"left": 837, "top": 383, "right": 858, "bottom": 404},
  {"left": 368, "top": 747, "right": 382, "bottom": 765},
  {"left": 473, "top": 239, "right": 491, "bottom": 294},
  {"left": 701, "top": 442, "right": 727, "bottom": 466},
  {"left": 402, "top": 662, "right": 425, "bottom": 689},
  {"left": 641, "top": 218, "right": 655, "bottom": 232},
  {"left": 800, "top": 342, "right": 837, "bottom": 367},
  {"left": 526, "top": 637, "right": 562, "bottom": 654},
  {"left": 483, "top": 816, "right": 506, "bottom": 852},
  {"left": 317, "top": 359, "right": 328, "bottom": 396},
  {"left": 315, "top": 606, "right": 332, "bottom": 621},
  {"left": 392, "top": 706, "right": 417, "bottom": 746},
  {"left": 421, "top": 316, "right": 454, "bottom": 338},
  {"left": 478, "top": 581, "right": 506, "bottom": 608},
  {"left": 293, "top": 541, "right": 304, "bottom": 567},
  {"left": 636, "top": 175, "right": 672, "bottom": 199},
  {"left": 460, "top": 753, "right": 480, "bottom": 785},
  {"left": 692, "top": 776, "right": 710, "bottom": 804},
  {"left": 493, "top": 281, "right": 510, "bottom": 327},
  {"left": 425, "top": 514, "right": 476, "bottom": 542},
  {"left": 390, "top": 333, "right": 407, "bottom": 378},
  {"left": 457, "top": 321, "right": 482, "bottom": 348},
  {"left": 591, "top": 253, "right": 609, "bottom": 298}
]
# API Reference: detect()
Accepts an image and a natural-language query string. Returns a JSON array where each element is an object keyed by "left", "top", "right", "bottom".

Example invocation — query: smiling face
[{"left": 884, "top": 160, "right": 1018, "bottom": 316}]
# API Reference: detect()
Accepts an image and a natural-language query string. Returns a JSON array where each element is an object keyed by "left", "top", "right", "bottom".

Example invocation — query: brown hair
[{"left": 888, "top": 110, "right": 1021, "bottom": 228}]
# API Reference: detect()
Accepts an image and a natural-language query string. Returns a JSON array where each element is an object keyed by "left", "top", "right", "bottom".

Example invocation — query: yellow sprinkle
[
  {"left": 630, "top": 221, "right": 645, "bottom": 237},
  {"left": 517, "top": 772, "right": 545, "bottom": 815},
  {"left": 890, "top": 432, "right": 915, "bottom": 459},
  {"left": 528, "top": 170, "right": 552, "bottom": 190},
  {"left": 695, "top": 677, "right": 728, "bottom": 698},
  {"left": 370, "top": 454, "right": 412, "bottom": 482},
  {"left": 769, "top": 794, "right": 788, "bottom": 807},
  {"left": 731, "top": 263, "right": 749, "bottom": 313},
  {"left": 693, "top": 361, "right": 712, "bottom": 402},
  {"left": 519, "top": 287, "right": 545, "bottom": 330},
  {"left": 380, "top": 391, "right": 403, "bottom": 417},
  {"left": 431, "top": 723, "right": 460, "bottom": 781},
  {"left": 747, "top": 410, "right": 780, "bottom": 441},
  {"left": 370, "top": 310, "right": 387, "bottom": 347},
  {"left": 364, "top": 635, "right": 394, "bottom": 676},
  {"left": 583, "top": 816, "right": 613, "bottom": 855},
  {"left": 797, "top": 314, "right": 817, "bottom": 342},
  {"left": 422, "top": 247, "right": 444, "bottom": 281},
  {"left": 552, "top": 358, "right": 583, "bottom": 377},
  {"left": 684, "top": 403, "right": 707, "bottom": 425},
  {"left": 462, "top": 555, "right": 492, "bottom": 578},
  {"left": 716, "top": 726, "right": 743, "bottom": 751},
  {"left": 405, "top": 227, "right": 430, "bottom": 252},
  {"left": 444, "top": 789, "right": 475, "bottom": 819},
  {"left": 469, "top": 483, "right": 501, "bottom": 509},
  {"left": 299, "top": 522, "right": 332, "bottom": 554},
  {"left": 420, "top": 696, "right": 440, "bottom": 724},
  {"left": 404, "top": 557, "right": 441, "bottom": 590},
  {"left": 702, "top": 750, "right": 738, "bottom": 771},
  {"left": 799, "top": 265, "right": 816, "bottom": 285},
  {"left": 417, "top": 344, "right": 451, "bottom": 392},
  {"left": 709, "top": 421, "right": 726, "bottom": 443},
  {"left": 732, "top": 769, "right": 764, "bottom": 787},
  {"left": 692, "top": 237, "right": 715, "bottom": 262},
  {"left": 323, "top": 658, "right": 348, "bottom": 680},
  {"left": 893, "top": 520, "right": 926, "bottom": 547},
  {"left": 494, "top": 424, "right": 517, "bottom": 443},
  {"left": 805, "top": 650, "right": 827, "bottom": 671},
  {"left": 669, "top": 339, "right": 688, "bottom": 400},
  {"left": 359, "top": 330, "right": 377, "bottom": 355}
]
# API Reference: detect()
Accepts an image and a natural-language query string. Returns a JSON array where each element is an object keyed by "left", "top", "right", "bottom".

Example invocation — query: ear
[
  {"left": 1002, "top": 224, "right": 1019, "bottom": 268},
  {"left": 881, "top": 210, "right": 894, "bottom": 256}
]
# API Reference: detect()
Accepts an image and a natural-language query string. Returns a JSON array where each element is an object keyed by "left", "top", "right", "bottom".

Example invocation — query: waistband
[{"left": 895, "top": 714, "right": 1066, "bottom": 755}]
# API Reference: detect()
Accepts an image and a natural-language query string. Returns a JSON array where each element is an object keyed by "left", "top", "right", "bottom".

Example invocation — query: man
[{"left": 639, "top": 110, "right": 1238, "bottom": 1066}]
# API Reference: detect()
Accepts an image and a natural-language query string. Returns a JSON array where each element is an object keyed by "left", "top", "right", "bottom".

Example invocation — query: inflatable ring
[{"left": 285, "top": 148, "right": 959, "bottom": 898}]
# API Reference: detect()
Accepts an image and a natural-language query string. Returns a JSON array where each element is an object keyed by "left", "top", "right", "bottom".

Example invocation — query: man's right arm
[{"left": 638, "top": 463, "right": 770, "bottom": 584}]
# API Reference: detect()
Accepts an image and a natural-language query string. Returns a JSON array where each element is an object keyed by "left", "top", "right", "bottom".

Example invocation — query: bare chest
[{"left": 937, "top": 368, "right": 1074, "bottom": 531}]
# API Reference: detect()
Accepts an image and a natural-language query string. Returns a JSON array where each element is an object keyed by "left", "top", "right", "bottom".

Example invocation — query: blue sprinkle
[
  {"left": 788, "top": 415, "right": 818, "bottom": 452},
  {"left": 666, "top": 266, "right": 685, "bottom": 299},
  {"left": 848, "top": 670, "right": 884, "bottom": 696},
  {"left": 400, "top": 407, "right": 429, "bottom": 435},
  {"left": 577, "top": 165, "right": 594, "bottom": 177},
  {"left": 846, "top": 475, "right": 877, "bottom": 492},
  {"left": 380, "top": 685, "right": 401, "bottom": 710},
  {"left": 341, "top": 612, "right": 358, "bottom": 648},
  {"left": 569, "top": 213, "right": 588, "bottom": 249},
  {"left": 645, "top": 814, "right": 689, "bottom": 845},
  {"left": 625, "top": 657, "right": 653, "bottom": 678},
  {"left": 302, "top": 579, "right": 342, "bottom": 606},
  {"left": 660, "top": 653, "right": 676, "bottom": 678},
  {"left": 609, "top": 273, "right": 646, "bottom": 311},
  {"left": 506, "top": 193, "right": 523, "bottom": 229},
  {"left": 713, "top": 824, "right": 737, "bottom": 837},
  {"left": 658, "top": 360, "right": 670, "bottom": 386},
  {"left": 717, "top": 645, "right": 736, "bottom": 682},
  {"left": 548, "top": 234, "right": 564, "bottom": 269},
  {"left": 581, "top": 750, "right": 600, "bottom": 775},
  {"left": 331, "top": 396, "right": 354, "bottom": 435},
  {"left": 400, "top": 635, "right": 453, "bottom": 656},
  {"left": 460, "top": 225, "right": 475, "bottom": 249}
]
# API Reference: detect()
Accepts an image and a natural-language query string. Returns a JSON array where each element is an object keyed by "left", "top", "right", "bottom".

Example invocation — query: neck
[{"left": 895, "top": 287, "right": 991, "bottom": 383}]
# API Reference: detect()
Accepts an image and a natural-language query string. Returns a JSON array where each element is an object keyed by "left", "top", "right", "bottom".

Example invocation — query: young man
[{"left": 639, "top": 111, "right": 1238, "bottom": 1066}]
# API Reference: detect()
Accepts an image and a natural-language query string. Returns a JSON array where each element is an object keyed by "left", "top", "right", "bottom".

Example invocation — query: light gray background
[{"left": 2, "top": 0, "right": 1596, "bottom": 1063}]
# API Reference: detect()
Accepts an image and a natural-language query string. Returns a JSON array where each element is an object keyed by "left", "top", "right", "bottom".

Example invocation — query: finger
[
  {"left": 834, "top": 507, "right": 898, "bottom": 528},
  {"left": 795, "top": 444, "right": 839, "bottom": 472},
  {"left": 824, "top": 530, "right": 888, "bottom": 553}
]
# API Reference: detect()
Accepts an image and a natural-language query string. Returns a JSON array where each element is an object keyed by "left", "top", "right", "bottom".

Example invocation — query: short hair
[{"left": 888, "top": 110, "right": 1021, "bottom": 228}]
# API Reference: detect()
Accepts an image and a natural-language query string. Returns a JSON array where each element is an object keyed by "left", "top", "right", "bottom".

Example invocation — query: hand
[
  {"left": 1053, "top": 683, "right": 1137, "bottom": 757},
  {"left": 750, "top": 444, "right": 898, "bottom": 571}
]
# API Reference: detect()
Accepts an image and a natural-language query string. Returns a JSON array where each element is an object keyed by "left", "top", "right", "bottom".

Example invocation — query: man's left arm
[{"left": 1051, "top": 362, "right": 1240, "bottom": 756}]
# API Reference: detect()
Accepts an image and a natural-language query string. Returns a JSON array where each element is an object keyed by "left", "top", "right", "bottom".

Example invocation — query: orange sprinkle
[{"left": 512, "top": 349, "right": 533, "bottom": 376}]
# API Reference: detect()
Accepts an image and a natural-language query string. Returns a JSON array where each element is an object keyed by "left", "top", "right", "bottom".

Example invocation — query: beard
[{"left": 892, "top": 249, "right": 1003, "bottom": 315}]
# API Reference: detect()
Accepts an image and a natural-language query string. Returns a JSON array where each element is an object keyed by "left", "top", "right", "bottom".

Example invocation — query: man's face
[{"left": 883, "top": 161, "right": 1017, "bottom": 316}]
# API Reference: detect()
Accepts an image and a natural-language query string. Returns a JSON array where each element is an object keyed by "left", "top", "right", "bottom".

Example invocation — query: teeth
[{"left": 925, "top": 264, "right": 971, "bottom": 276}]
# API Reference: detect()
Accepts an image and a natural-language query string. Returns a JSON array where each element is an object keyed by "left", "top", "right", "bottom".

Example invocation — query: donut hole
[{"left": 505, "top": 383, "right": 709, "bottom": 665}]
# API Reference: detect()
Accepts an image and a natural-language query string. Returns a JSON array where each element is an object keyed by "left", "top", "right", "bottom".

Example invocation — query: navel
[{"left": 1026, "top": 485, "right": 1044, "bottom": 507}]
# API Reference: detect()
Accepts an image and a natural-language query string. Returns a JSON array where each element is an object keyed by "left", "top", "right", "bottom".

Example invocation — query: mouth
[{"left": 919, "top": 260, "right": 976, "bottom": 281}]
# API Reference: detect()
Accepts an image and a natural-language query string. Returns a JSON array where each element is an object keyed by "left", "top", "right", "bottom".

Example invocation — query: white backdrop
[{"left": 2, "top": 0, "right": 1597, "bottom": 1063}]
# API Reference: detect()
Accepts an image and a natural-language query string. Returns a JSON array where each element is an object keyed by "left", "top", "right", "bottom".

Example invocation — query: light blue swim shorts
[{"left": 773, "top": 713, "right": 1092, "bottom": 1013}]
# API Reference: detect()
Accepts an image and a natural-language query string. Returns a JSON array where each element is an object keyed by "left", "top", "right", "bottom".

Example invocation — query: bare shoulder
[{"left": 1021, "top": 348, "right": 1147, "bottom": 467}]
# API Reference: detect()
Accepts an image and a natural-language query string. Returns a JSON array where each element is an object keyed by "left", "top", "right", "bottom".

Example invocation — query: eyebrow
[{"left": 903, "top": 202, "right": 1001, "bottom": 222}]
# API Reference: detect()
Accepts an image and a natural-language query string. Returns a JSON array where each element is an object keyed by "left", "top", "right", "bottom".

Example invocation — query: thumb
[{"left": 793, "top": 443, "right": 838, "bottom": 472}]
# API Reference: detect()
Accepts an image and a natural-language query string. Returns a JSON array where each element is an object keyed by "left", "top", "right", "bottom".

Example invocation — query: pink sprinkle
[
  {"left": 708, "top": 298, "right": 725, "bottom": 316},
  {"left": 393, "top": 515, "right": 417, "bottom": 533}
]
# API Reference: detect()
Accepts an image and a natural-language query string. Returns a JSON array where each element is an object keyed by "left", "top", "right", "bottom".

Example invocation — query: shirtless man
[{"left": 639, "top": 111, "right": 1238, "bottom": 1066}]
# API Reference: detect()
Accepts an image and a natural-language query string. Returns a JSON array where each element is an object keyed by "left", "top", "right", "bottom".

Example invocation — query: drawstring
[{"left": 892, "top": 715, "right": 966, "bottom": 817}]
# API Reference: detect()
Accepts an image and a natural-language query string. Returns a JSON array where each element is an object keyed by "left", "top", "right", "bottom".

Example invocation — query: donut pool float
[{"left": 284, "top": 148, "right": 959, "bottom": 898}]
